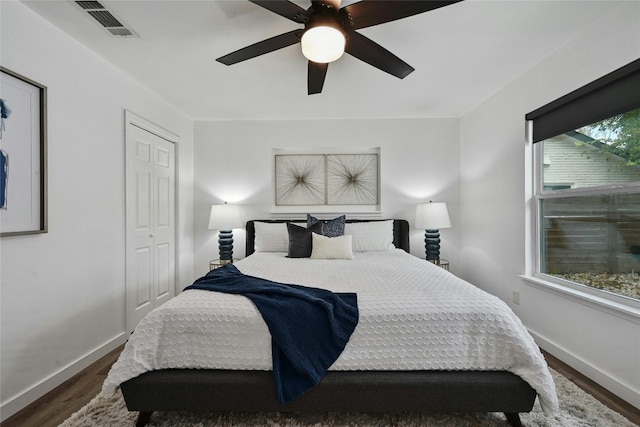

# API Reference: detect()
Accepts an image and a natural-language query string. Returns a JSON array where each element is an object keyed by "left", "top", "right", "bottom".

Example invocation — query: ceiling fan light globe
[{"left": 301, "top": 26, "right": 345, "bottom": 63}]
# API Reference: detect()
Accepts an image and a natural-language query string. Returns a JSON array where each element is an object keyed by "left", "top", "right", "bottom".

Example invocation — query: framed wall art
[
  {"left": 326, "top": 153, "right": 378, "bottom": 205},
  {"left": 275, "top": 154, "right": 326, "bottom": 206},
  {"left": 274, "top": 148, "right": 380, "bottom": 212},
  {"left": 0, "top": 67, "right": 48, "bottom": 236}
]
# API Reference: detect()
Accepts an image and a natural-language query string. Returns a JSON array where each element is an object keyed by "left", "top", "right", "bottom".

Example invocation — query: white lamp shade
[
  {"left": 415, "top": 202, "right": 451, "bottom": 229},
  {"left": 208, "top": 204, "right": 242, "bottom": 230},
  {"left": 301, "top": 26, "right": 346, "bottom": 63}
]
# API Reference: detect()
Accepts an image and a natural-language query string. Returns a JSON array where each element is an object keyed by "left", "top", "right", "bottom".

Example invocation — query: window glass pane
[
  {"left": 540, "top": 193, "right": 640, "bottom": 300},
  {"left": 541, "top": 107, "right": 640, "bottom": 190}
]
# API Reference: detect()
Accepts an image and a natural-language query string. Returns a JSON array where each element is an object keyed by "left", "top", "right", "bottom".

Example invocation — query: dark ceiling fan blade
[
  {"left": 345, "top": 31, "right": 414, "bottom": 79},
  {"left": 249, "top": 0, "right": 311, "bottom": 24},
  {"left": 216, "top": 30, "right": 303, "bottom": 65},
  {"left": 342, "top": 0, "right": 464, "bottom": 30},
  {"left": 308, "top": 61, "right": 329, "bottom": 95}
]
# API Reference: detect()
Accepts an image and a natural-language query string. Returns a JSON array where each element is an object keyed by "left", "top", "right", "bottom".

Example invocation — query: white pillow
[
  {"left": 310, "top": 233, "right": 354, "bottom": 260},
  {"left": 253, "top": 222, "right": 288, "bottom": 252},
  {"left": 254, "top": 221, "right": 305, "bottom": 252},
  {"left": 344, "top": 220, "right": 395, "bottom": 252}
]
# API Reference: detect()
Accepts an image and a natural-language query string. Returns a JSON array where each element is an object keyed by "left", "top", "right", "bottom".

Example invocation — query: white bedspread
[{"left": 103, "top": 250, "right": 558, "bottom": 413}]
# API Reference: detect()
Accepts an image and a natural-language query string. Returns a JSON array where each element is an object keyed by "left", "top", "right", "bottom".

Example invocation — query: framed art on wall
[
  {"left": 275, "top": 154, "right": 326, "bottom": 206},
  {"left": 326, "top": 153, "right": 378, "bottom": 205},
  {"left": 0, "top": 67, "right": 48, "bottom": 236},
  {"left": 274, "top": 148, "right": 380, "bottom": 210}
]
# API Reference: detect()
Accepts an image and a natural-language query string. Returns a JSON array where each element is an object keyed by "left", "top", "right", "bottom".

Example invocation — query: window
[
  {"left": 538, "top": 131, "right": 640, "bottom": 300},
  {"left": 527, "top": 60, "right": 640, "bottom": 303}
]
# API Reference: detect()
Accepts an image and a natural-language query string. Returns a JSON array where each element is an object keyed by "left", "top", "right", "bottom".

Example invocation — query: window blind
[{"left": 525, "top": 58, "right": 640, "bottom": 143}]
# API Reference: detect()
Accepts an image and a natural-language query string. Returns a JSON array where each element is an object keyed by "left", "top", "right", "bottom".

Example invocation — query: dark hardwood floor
[
  {"left": 2, "top": 347, "right": 638, "bottom": 427},
  {"left": 542, "top": 351, "right": 640, "bottom": 426},
  {"left": 1, "top": 345, "right": 124, "bottom": 427}
]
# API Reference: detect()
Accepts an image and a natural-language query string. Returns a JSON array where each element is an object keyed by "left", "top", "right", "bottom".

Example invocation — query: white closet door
[{"left": 125, "top": 115, "right": 176, "bottom": 332}]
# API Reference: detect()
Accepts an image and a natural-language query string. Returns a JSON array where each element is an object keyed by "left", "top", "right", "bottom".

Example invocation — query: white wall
[
  {"left": 0, "top": 2, "right": 194, "bottom": 419},
  {"left": 193, "top": 118, "right": 460, "bottom": 278},
  {"left": 459, "top": 2, "right": 640, "bottom": 409}
]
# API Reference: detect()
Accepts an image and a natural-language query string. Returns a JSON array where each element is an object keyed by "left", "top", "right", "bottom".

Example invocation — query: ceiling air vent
[{"left": 74, "top": 1, "right": 138, "bottom": 37}]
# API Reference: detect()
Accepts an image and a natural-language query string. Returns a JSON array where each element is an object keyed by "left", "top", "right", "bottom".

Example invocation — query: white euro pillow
[
  {"left": 343, "top": 220, "right": 394, "bottom": 252},
  {"left": 253, "top": 222, "right": 288, "bottom": 252}
]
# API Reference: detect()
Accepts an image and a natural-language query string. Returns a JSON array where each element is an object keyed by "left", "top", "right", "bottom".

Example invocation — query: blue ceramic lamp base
[
  {"left": 424, "top": 229, "right": 441, "bottom": 261},
  {"left": 218, "top": 229, "right": 234, "bottom": 264}
]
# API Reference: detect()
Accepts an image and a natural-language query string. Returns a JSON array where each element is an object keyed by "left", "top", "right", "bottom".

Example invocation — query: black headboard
[{"left": 245, "top": 219, "right": 410, "bottom": 256}]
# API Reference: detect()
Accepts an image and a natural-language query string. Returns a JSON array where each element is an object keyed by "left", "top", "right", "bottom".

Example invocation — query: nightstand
[
  {"left": 209, "top": 259, "right": 232, "bottom": 271},
  {"left": 427, "top": 259, "right": 449, "bottom": 271}
]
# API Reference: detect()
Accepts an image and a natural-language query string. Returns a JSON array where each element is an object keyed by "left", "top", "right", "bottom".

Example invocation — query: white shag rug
[{"left": 60, "top": 369, "right": 637, "bottom": 427}]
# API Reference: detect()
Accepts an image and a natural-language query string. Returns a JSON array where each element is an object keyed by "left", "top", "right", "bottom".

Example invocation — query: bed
[{"left": 108, "top": 219, "right": 558, "bottom": 427}]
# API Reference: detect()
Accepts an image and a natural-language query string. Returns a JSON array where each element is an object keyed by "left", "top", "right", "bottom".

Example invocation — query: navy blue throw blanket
[{"left": 184, "top": 264, "right": 359, "bottom": 404}]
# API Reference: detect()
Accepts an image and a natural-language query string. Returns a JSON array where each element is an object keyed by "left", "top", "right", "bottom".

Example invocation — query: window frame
[{"left": 529, "top": 128, "right": 640, "bottom": 314}]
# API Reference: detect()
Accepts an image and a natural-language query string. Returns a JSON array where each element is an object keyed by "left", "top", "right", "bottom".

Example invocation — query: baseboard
[
  {"left": 0, "top": 333, "right": 128, "bottom": 422},
  {"left": 530, "top": 329, "right": 640, "bottom": 410}
]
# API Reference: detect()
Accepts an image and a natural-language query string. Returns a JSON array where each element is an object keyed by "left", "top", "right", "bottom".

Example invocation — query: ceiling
[{"left": 23, "top": 0, "right": 623, "bottom": 121}]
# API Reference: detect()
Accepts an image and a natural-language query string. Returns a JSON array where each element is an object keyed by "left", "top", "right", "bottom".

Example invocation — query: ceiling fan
[{"left": 216, "top": 0, "right": 463, "bottom": 95}]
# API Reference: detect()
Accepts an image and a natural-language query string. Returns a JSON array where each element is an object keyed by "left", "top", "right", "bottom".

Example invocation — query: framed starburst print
[
  {"left": 327, "top": 154, "right": 378, "bottom": 205},
  {"left": 275, "top": 154, "right": 326, "bottom": 206},
  {"left": 274, "top": 150, "right": 379, "bottom": 207}
]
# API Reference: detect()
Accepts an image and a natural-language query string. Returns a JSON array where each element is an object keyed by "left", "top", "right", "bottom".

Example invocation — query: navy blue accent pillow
[
  {"left": 287, "top": 222, "right": 322, "bottom": 258},
  {"left": 307, "top": 214, "right": 345, "bottom": 238}
]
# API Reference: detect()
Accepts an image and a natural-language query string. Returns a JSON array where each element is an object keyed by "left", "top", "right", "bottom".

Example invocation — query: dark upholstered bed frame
[{"left": 120, "top": 220, "right": 537, "bottom": 427}]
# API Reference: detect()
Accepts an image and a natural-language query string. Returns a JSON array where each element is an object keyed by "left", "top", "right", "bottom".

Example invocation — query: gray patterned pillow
[{"left": 307, "top": 214, "right": 346, "bottom": 238}]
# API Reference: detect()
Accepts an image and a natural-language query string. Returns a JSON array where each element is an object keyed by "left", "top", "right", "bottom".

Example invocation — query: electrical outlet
[{"left": 512, "top": 290, "right": 520, "bottom": 305}]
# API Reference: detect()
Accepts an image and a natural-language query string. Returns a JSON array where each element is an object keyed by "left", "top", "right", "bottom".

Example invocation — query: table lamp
[
  {"left": 208, "top": 203, "right": 242, "bottom": 264},
  {"left": 415, "top": 201, "right": 451, "bottom": 262}
]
